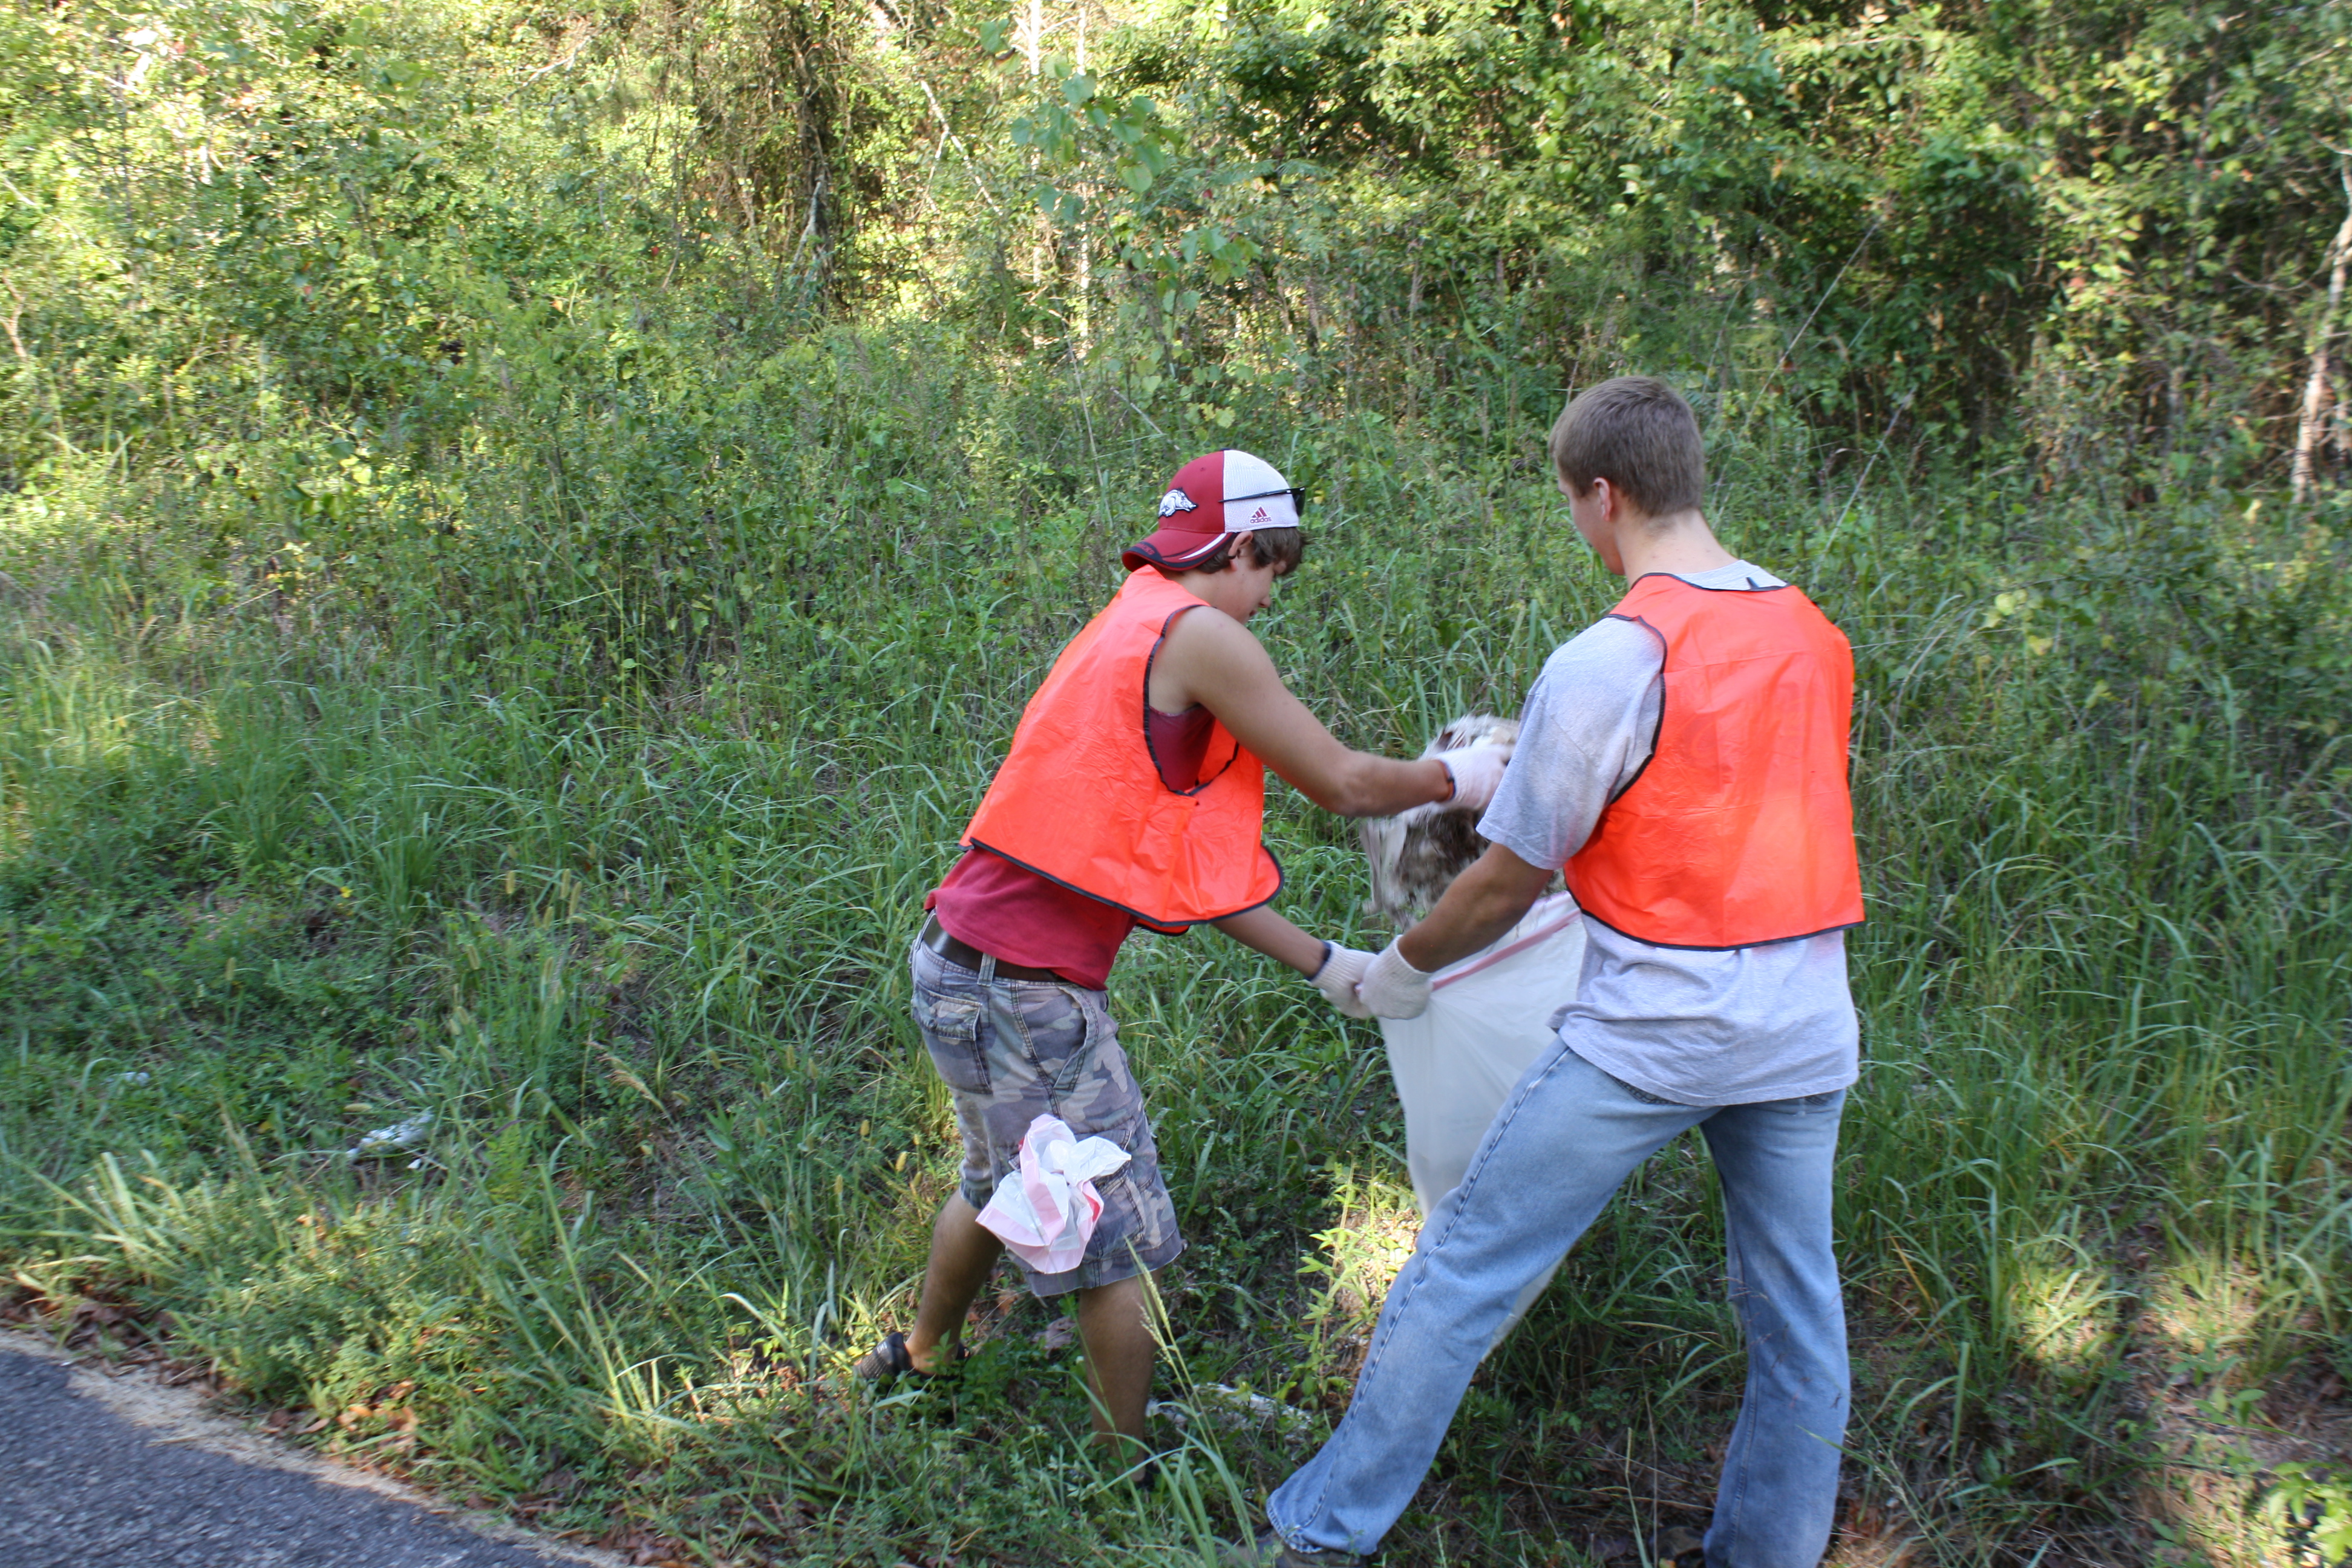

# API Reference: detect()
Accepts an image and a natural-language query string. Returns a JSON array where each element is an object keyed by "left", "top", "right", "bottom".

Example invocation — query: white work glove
[
  {"left": 1309, "top": 942, "right": 1376, "bottom": 1019},
  {"left": 1430, "top": 738, "right": 1512, "bottom": 814},
  {"left": 1355, "top": 938, "right": 1434, "bottom": 1019}
]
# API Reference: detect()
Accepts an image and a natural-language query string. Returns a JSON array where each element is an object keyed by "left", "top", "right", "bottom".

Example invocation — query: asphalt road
[{"left": 0, "top": 1341, "right": 590, "bottom": 1568}]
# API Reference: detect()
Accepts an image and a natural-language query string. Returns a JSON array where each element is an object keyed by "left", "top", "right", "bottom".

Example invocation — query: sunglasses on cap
[{"left": 1227, "top": 486, "right": 1308, "bottom": 516}]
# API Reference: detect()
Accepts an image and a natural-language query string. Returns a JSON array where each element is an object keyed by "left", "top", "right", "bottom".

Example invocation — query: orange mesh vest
[
  {"left": 1566, "top": 573, "right": 1865, "bottom": 950},
  {"left": 961, "top": 569, "right": 1282, "bottom": 932}
]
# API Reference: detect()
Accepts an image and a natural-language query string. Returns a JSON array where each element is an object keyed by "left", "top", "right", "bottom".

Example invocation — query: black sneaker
[{"left": 851, "top": 1330, "right": 930, "bottom": 1382}]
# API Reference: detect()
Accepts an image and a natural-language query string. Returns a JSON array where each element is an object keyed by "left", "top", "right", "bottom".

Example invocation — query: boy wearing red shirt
[{"left": 858, "top": 450, "right": 1510, "bottom": 1465}]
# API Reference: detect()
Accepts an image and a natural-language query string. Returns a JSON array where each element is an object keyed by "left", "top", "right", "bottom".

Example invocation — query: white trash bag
[
  {"left": 975, "top": 1113, "right": 1133, "bottom": 1275},
  {"left": 1379, "top": 890, "right": 1586, "bottom": 1345}
]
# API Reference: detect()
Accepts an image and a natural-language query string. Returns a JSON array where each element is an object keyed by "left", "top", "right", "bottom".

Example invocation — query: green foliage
[
  {"left": 1, "top": 0, "right": 2350, "bottom": 1562},
  {"left": 1014, "top": 0, "right": 2350, "bottom": 459},
  {"left": 2269, "top": 1463, "right": 2352, "bottom": 1565}
]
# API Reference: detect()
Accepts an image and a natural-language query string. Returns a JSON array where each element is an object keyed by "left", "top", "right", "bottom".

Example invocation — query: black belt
[{"left": 920, "top": 915, "right": 1065, "bottom": 984}]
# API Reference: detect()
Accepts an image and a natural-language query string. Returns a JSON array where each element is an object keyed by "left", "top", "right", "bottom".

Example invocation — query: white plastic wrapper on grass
[
  {"left": 1148, "top": 1383, "right": 1316, "bottom": 1439},
  {"left": 347, "top": 1112, "right": 434, "bottom": 1160},
  {"left": 974, "top": 1113, "right": 1130, "bottom": 1274},
  {"left": 1379, "top": 891, "right": 1586, "bottom": 1347}
]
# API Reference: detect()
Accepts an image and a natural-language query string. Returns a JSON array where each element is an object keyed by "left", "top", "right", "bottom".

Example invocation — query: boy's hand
[
  {"left": 1310, "top": 942, "right": 1376, "bottom": 1018},
  {"left": 1356, "top": 939, "right": 1434, "bottom": 1019},
  {"left": 1431, "top": 739, "right": 1511, "bottom": 812}
]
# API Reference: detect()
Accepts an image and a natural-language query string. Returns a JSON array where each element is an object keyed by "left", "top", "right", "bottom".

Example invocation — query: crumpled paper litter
[{"left": 974, "top": 1113, "right": 1130, "bottom": 1274}]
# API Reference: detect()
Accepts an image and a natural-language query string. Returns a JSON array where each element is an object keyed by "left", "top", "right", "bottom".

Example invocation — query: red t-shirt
[{"left": 930, "top": 702, "right": 1220, "bottom": 988}]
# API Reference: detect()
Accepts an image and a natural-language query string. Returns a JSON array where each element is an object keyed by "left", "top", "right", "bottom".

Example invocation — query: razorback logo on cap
[{"left": 1158, "top": 488, "right": 1199, "bottom": 517}]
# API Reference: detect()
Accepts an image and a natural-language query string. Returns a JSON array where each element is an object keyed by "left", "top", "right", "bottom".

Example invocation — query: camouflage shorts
[{"left": 908, "top": 937, "right": 1185, "bottom": 1296}]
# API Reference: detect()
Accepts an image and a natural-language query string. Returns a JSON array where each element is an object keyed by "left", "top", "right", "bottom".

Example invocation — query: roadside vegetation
[{"left": 1, "top": 0, "right": 2348, "bottom": 1561}]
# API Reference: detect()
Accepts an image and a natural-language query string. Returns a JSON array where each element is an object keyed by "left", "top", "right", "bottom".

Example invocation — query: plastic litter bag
[
  {"left": 1379, "top": 890, "right": 1586, "bottom": 1342},
  {"left": 975, "top": 1113, "right": 1133, "bottom": 1275}
]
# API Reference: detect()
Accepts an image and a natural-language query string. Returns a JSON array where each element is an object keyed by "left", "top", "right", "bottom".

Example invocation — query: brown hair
[
  {"left": 1548, "top": 376, "right": 1705, "bottom": 520},
  {"left": 1154, "top": 526, "right": 1305, "bottom": 578}
]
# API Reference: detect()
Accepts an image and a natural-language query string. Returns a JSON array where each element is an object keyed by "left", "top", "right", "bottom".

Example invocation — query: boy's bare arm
[
  {"left": 1210, "top": 904, "right": 1328, "bottom": 975},
  {"left": 1397, "top": 843, "right": 1557, "bottom": 971},
  {"left": 1151, "top": 607, "right": 1451, "bottom": 817}
]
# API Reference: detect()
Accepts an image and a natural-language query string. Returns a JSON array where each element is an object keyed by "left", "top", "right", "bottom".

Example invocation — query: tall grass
[{"left": 4, "top": 325, "right": 2350, "bottom": 1563}]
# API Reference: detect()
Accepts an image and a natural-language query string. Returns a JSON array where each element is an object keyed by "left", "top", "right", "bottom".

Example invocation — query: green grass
[{"left": 4, "top": 325, "right": 2350, "bottom": 1566}]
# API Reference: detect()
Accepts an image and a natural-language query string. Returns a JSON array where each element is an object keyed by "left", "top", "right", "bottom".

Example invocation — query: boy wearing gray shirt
[
  {"left": 1243, "top": 378, "right": 1864, "bottom": 1568},
  {"left": 1485, "top": 564, "right": 1860, "bottom": 1108}
]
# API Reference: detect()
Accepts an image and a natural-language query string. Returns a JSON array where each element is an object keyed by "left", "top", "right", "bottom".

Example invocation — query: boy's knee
[{"left": 1078, "top": 1273, "right": 1148, "bottom": 1310}]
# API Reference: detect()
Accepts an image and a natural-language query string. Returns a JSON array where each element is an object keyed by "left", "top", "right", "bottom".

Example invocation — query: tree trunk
[{"left": 2291, "top": 163, "right": 2352, "bottom": 503}]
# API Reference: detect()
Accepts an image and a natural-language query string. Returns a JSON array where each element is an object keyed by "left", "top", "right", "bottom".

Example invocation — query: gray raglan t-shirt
[{"left": 1475, "top": 560, "right": 1860, "bottom": 1107}]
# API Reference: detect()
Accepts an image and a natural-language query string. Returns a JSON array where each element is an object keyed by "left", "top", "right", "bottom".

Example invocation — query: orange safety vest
[
  {"left": 1566, "top": 573, "right": 1865, "bottom": 950},
  {"left": 961, "top": 568, "right": 1282, "bottom": 932}
]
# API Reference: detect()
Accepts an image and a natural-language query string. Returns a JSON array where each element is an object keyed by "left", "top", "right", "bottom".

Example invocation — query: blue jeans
[{"left": 1267, "top": 1045, "right": 1849, "bottom": 1567}]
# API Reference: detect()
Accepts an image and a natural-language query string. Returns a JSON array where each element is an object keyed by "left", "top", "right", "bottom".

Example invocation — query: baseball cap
[{"left": 1122, "top": 449, "right": 1304, "bottom": 572}]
